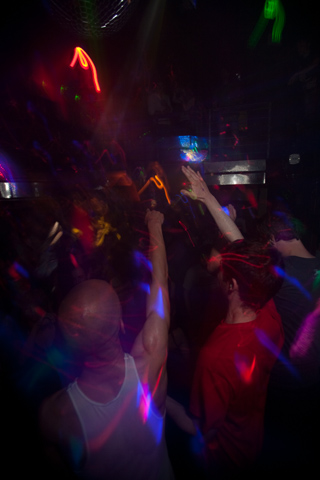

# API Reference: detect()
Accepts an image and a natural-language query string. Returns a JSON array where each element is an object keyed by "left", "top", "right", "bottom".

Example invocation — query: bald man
[{"left": 39, "top": 210, "right": 174, "bottom": 480}]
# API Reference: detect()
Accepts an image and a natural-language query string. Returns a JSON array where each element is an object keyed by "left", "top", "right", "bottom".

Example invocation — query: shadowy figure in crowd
[
  {"left": 166, "top": 167, "right": 284, "bottom": 479},
  {"left": 39, "top": 210, "right": 174, "bottom": 479},
  {"left": 0, "top": 199, "right": 68, "bottom": 477},
  {"left": 255, "top": 210, "right": 320, "bottom": 474},
  {"left": 178, "top": 166, "right": 320, "bottom": 474}
]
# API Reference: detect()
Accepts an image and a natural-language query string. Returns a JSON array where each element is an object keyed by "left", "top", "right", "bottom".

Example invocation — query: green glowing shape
[
  {"left": 266, "top": 0, "right": 285, "bottom": 43},
  {"left": 292, "top": 218, "right": 305, "bottom": 237},
  {"left": 313, "top": 270, "right": 320, "bottom": 291},
  {"left": 249, "top": 0, "right": 285, "bottom": 47},
  {"left": 248, "top": 11, "right": 268, "bottom": 48},
  {"left": 75, "top": 94, "right": 81, "bottom": 101},
  {"left": 264, "top": 0, "right": 277, "bottom": 19},
  {"left": 198, "top": 204, "right": 204, "bottom": 216}
]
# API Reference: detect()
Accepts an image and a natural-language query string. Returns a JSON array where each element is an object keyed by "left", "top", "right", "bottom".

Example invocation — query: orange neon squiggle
[
  {"left": 151, "top": 176, "right": 171, "bottom": 205},
  {"left": 137, "top": 175, "right": 171, "bottom": 205},
  {"left": 70, "top": 47, "right": 101, "bottom": 93},
  {"left": 137, "top": 178, "right": 151, "bottom": 196},
  {"left": 150, "top": 175, "right": 171, "bottom": 205}
]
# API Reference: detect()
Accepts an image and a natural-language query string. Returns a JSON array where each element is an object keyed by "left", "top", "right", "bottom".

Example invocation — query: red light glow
[
  {"left": 235, "top": 353, "right": 256, "bottom": 383},
  {"left": 70, "top": 47, "right": 101, "bottom": 93}
]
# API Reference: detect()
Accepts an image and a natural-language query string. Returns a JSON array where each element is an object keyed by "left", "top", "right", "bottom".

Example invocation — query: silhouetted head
[
  {"left": 255, "top": 210, "right": 302, "bottom": 244},
  {"left": 220, "top": 240, "right": 283, "bottom": 312},
  {"left": 58, "top": 280, "right": 122, "bottom": 358}
]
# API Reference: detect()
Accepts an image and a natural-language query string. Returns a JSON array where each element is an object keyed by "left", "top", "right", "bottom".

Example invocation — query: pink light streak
[
  {"left": 235, "top": 353, "right": 256, "bottom": 383},
  {"left": 70, "top": 253, "right": 79, "bottom": 269},
  {"left": 70, "top": 47, "right": 101, "bottom": 93},
  {"left": 179, "top": 221, "right": 195, "bottom": 247},
  {"left": 290, "top": 301, "right": 320, "bottom": 359}
]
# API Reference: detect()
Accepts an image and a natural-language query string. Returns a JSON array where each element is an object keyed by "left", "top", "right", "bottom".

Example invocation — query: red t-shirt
[{"left": 190, "top": 299, "right": 284, "bottom": 468}]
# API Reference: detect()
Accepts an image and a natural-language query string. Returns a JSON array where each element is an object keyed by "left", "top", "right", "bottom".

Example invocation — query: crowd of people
[
  {"left": 1, "top": 146, "right": 320, "bottom": 479},
  {"left": 1, "top": 3, "right": 320, "bottom": 477}
]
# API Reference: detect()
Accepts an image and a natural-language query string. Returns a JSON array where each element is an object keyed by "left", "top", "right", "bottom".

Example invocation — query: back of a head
[
  {"left": 255, "top": 210, "right": 302, "bottom": 243},
  {"left": 221, "top": 239, "right": 283, "bottom": 311},
  {"left": 58, "top": 279, "right": 122, "bottom": 357}
]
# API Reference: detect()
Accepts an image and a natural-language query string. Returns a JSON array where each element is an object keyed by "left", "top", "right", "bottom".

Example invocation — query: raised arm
[
  {"left": 131, "top": 209, "right": 169, "bottom": 413},
  {"left": 144, "top": 209, "right": 169, "bottom": 328},
  {"left": 181, "top": 165, "right": 243, "bottom": 242}
]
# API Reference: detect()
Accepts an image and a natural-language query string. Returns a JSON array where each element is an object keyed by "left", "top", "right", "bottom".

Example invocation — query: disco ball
[{"left": 47, "top": 0, "right": 140, "bottom": 37}]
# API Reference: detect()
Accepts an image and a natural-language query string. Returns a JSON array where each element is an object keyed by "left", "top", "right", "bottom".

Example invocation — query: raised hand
[
  {"left": 180, "top": 165, "right": 211, "bottom": 203},
  {"left": 181, "top": 167, "right": 243, "bottom": 242},
  {"left": 145, "top": 209, "right": 164, "bottom": 228}
]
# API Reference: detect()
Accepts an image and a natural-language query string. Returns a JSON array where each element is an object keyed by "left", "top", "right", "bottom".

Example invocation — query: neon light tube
[{"left": 70, "top": 47, "right": 101, "bottom": 93}]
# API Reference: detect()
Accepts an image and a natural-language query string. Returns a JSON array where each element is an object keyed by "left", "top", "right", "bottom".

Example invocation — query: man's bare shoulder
[
  {"left": 39, "top": 387, "right": 86, "bottom": 475},
  {"left": 40, "top": 387, "right": 82, "bottom": 443}
]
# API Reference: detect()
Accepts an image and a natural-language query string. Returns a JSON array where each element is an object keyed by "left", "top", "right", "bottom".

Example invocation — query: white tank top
[{"left": 67, "top": 353, "right": 174, "bottom": 480}]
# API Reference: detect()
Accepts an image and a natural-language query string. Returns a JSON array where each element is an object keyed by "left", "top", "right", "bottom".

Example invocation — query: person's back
[
  {"left": 255, "top": 211, "right": 320, "bottom": 389},
  {"left": 178, "top": 168, "right": 320, "bottom": 474},
  {"left": 255, "top": 210, "right": 320, "bottom": 474},
  {"left": 270, "top": 255, "right": 320, "bottom": 388},
  {"left": 191, "top": 297, "right": 283, "bottom": 469},
  {"left": 65, "top": 354, "right": 171, "bottom": 480},
  {"left": 40, "top": 211, "right": 174, "bottom": 480}
]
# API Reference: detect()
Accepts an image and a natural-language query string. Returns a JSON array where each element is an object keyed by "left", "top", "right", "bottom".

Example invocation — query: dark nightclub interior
[{"left": 1, "top": 1, "right": 320, "bottom": 479}]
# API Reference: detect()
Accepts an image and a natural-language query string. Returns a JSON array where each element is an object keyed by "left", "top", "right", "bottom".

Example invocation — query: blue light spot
[
  {"left": 13, "top": 262, "right": 29, "bottom": 278},
  {"left": 255, "top": 327, "right": 300, "bottom": 378},
  {"left": 133, "top": 251, "right": 152, "bottom": 271},
  {"left": 255, "top": 328, "right": 281, "bottom": 357},
  {"left": 222, "top": 206, "right": 230, "bottom": 216},
  {"left": 136, "top": 380, "right": 143, "bottom": 409},
  {"left": 154, "top": 288, "right": 164, "bottom": 319},
  {"left": 139, "top": 282, "right": 151, "bottom": 294},
  {"left": 150, "top": 411, "right": 163, "bottom": 445},
  {"left": 274, "top": 266, "right": 312, "bottom": 300},
  {"left": 190, "top": 426, "right": 205, "bottom": 455}
]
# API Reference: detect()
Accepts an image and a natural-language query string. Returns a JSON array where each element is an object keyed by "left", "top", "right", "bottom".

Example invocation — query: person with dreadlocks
[
  {"left": 178, "top": 166, "right": 320, "bottom": 475},
  {"left": 165, "top": 167, "right": 284, "bottom": 478}
]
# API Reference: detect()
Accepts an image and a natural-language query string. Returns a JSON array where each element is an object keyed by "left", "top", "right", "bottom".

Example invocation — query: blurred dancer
[{"left": 40, "top": 210, "right": 174, "bottom": 479}]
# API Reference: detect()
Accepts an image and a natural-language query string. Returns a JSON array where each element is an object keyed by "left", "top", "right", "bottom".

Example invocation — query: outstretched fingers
[{"left": 181, "top": 165, "right": 210, "bottom": 202}]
